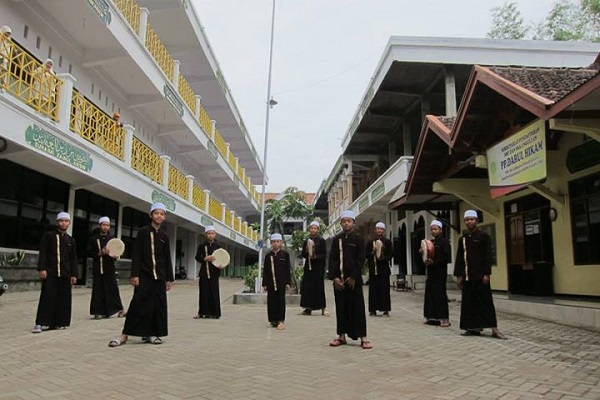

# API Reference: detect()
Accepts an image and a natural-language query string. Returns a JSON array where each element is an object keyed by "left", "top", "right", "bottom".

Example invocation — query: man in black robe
[
  {"left": 262, "top": 233, "right": 291, "bottom": 330},
  {"left": 109, "top": 202, "right": 174, "bottom": 347},
  {"left": 300, "top": 220, "right": 327, "bottom": 315},
  {"left": 194, "top": 225, "right": 222, "bottom": 319},
  {"left": 328, "top": 210, "right": 372, "bottom": 349},
  {"left": 31, "top": 212, "right": 78, "bottom": 333},
  {"left": 87, "top": 216, "right": 125, "bottom": 319},
  {"left": 366, "top": 222, "right": 393, "bottom": 317},
  {"left": 422, "top": 220, "right": 451, "bottom": 327},
  {"left": 454, "top": 210, "right": 506, "bottom": 339}
]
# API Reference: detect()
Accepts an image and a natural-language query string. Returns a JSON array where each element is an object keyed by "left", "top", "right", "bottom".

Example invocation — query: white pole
[{"left": 256, "top": 0, "right": 276, "bottom": 294}]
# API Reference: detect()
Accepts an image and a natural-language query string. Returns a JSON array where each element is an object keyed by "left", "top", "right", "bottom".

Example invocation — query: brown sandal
[
  {"left": 360, "top": 340, "right": 373, "bottom": 349},
  {"left": 329, "top": 338, "right": 347, "bottom": 347}
]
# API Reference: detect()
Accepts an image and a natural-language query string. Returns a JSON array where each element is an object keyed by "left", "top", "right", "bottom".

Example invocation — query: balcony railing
[
  {"left": 224, "top": 209, "right": 232, "bottom": 227},
  {"left": 113, "top": 0, "right": 141, "bottom": 34},
  {"left": 234, "top": 218, "right": 241, "bottom": 233},
  {"left": 145, "top": 24, "right": 175, "bottom": 80},
  {"left": 192, "top": 183, "right": 206, "bottom": 211},
  {"left": 198, "top": 105, "right": 211, "bottom": 136},
  {"left": 168, "top": 165, "right": 187, "bottom": 199},
  {"left": 70, "top": 91, "right": 125, "bottom": 160},
  {"left": 208, "top": 196, "right": 223, "bottom": 220},
  {"left": 178, "top": 74, "right": 196, "bottom": 113},
  {"left": 131, "top": 137, "right": 164, "bottom": 184},
  {"left": 0, "top": 37, "right": 61, "bottom": 121},
  {"left": 214, "top": 129, "right": 228, "bottom": 158}
]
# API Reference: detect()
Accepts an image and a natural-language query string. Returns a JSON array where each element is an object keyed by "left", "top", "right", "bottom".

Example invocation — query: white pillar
[
  {"left": 203, "top": 189, "right": 210, "bottom": 212},
  {"left": 230, "top": 210, "right": 235, "bottom": 227},
  {"left": 194, "top": 95, "right": 202, "bottom": 119},
  {"left": 117, "top": 205, "right": 124, "bottom": 239},
  {"left": 160, "top": 155, "right": 171, "bottom": 189},
  {"left": 234, "top": 157, "right": 239, "bottom": 174},
  {"left": 55, "top": 73, "right": 76, "bottom": 131},
  {"left": 66, "top": 188, "right": 75, "bottom": 236},
  {"left": 225, "top": 143, "right": 231, "bottom": 161},
  {"left": 405, "top": 210, "right": 414, "bottom": 276},
  {"left": 169, "top": 224, "right": 177, "bottom": 279},
  {"left": 138, "top": 8, "right": 149, "bottom": 43},
  {"left": 123, "top": 124, "right": 135, "bottom": 167},
  {"left": 185, "top": 175, "right": 194, "bottom": 201},
  {"left": 210, "top": 120, "right": 216, "bottom": 141},
  {"left": 236, "top": 217, "right": 243, "bottom": 233},
  {"left": 444, "top": 65, "right": 457, "bottom": 117},
  {"left": 190, "top": 232, "right": 199, "bottom": 279},
  {"left": 172, "top": 60, "right": 181, "bottom": 88},
  {"left": 221, "top": 203, "right": 227, "bottom": 223}
]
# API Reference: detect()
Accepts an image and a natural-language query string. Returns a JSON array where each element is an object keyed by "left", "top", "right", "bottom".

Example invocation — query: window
[
  {"left": 47, "top": 46, "right": 52, "bottom": 59},
  {"left": 570, "top": 173, "right": 600, "bottom": 264},
  {"left": 0, "top": 160, "right": 69, "bottom": 249},
  {"left": 58, "top": 55, "right": 63, "bottom": 68},
  {"left": 36, "top": 35, "right": 41, "bottom": 49},
  {"left": 121, "top": 207, "right": 148, "bottom": 259},
  {"left": 23, "top": 25, "right": 29, "bottom": 39}
]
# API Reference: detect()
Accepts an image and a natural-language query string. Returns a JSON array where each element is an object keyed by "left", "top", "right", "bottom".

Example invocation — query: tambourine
[
  {"left": 106, "top": 238, "right": 125, "bottom": 257},
  {"left": 373, "top": 239, "right": 383, "bottom": 259},
  {"left": 212, "top": 248, "right": 230, "bottom": 269},
  {"left": 420, "top": 239, "right": 434, "bottom": 263},
  {"left": 307, "top": 238, "right": 314, "bottom": 258}
]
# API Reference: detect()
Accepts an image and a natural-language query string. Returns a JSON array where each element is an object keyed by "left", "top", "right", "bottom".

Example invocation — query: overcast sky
[{"left": 193, "top": 0, "right": 557, "bottom": 193}]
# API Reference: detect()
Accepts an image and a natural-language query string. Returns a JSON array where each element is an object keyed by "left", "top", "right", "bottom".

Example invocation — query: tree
[
  {"left": 488, "top": 0, "right": 600, "bottom": 42},
  {"left": 487, "top": 1, "right": 528, "bottom": 39}
]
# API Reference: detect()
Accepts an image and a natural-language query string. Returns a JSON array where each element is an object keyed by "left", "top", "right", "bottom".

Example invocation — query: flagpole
[{"left": 256, "top": 0, "right": 276, "bottom": 293}]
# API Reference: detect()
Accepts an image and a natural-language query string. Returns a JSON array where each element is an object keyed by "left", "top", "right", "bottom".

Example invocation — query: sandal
[
  {"left": 461, "top": 330, "right": 481, "bottom": 336},
  {"left": 117, "top": 311, "right": 126, "bottom": 318},
  {"left": 276, "top": 322, "right": 286, "bottom": 330},
  {"left": 145, "top": 336, "right": 162, "bottom": 345},
  {"left": 440, "top": 321, "right": 451, "bottom": 328},
  {"left": 108, "top": 338, "right": 126, "bottom": 347},
  {"left": 360, "top": 340, "right": 373, "bottom": 349},
  {"left": 329, "top": 338, "right": 347, "bottom": 347},
  {"left": 491, "top": 330, "right": 507, "bottom": 340}
]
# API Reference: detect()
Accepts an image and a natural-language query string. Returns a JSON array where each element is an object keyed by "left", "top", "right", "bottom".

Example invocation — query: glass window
[{"left": 569, "top": 173, "right": 600, "bottom": 264}]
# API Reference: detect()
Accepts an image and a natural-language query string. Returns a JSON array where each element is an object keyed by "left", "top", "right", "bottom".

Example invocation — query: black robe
[
  {"left": 454, "top": 228, "right": 497, "bottom": 330},
  {"left": 366, "top": 236, "right": 393, "bottom": 313},
  {"left": 122, "top": 225, "right": 174, "bottom": 337},
  {"left": 87, "top": 233, "right": 124, "bottom": 317},
  {"left": 424, "top": 235, "right": 450, "bottom": 321},
  {"left": 262, "top": 249, "right": 291, "bottom": 324},
  {"left": 35, "top": 229, "right": 78, "bottom": 328},
  {"left": 195, "top": 240, "right": 222, "bottom": 318},
  {"left": 328, "top": 230, "right": 367, "bottom": 340},
  {"left": 300, "top": 236, "right": 326, "bottom": 310}
]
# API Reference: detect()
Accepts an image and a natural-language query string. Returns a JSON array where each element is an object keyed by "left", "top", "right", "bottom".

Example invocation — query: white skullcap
[
  {"left": 150, "top": 202, "right": 166, "bottom": 213},
  {"left": 205, "top": 225, "right": 216, "bottom": 233},
  {"left": 1, "top": 26, "right": 12, "bottom": 34},
  {"left": 464, "top": 210, "right": 478, "bottom": 219},
  {"left": 98, "top": 216, "right": 110, "bottom": 224},
  {"left": 270, "top": 233, "right": 283, "bottom": 241},
  {"left": 56, "top": 212, "right": 70, "bottom": 221},
  {"left": 340, "top": 210, "right": 356, "bottom": 220},
  {"left": 309, "top": 221, "right": 320, "bottom": 228},
  {"left": 44, "top": 59, "right": 53, "bottom": 65},
  {"left": 375, "top": 222, "right": 386, "bottom": 229},
  {"left": 430, "top": 220, "right": 443, "bottom": 228}
]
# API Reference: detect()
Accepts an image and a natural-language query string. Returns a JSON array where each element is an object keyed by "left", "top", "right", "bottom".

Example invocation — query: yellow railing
[
  {"left": 242, "top": 222, "right": 248, "bottom": 237},
  {"left": 70, "top": 91, "right": 125, "bottom": 160},
  {"left": 198, "top": 105, "right": 212, "bottom": 136},
  {"left": 168, "top": 165, "right": 187, "bottom": 199},
  {"left": 145, "top": 24, "right": 175, "bottom": 80},
  {"left": 224, "top": 208, "right": 232, "bottom": 227},
  {"left": 227, "top": 152, "right": 236, "bottom": 170},
  {"left": 208, "top": 196, "right": 223, "bottom": 221},
  {"left": 178, "top": 74, "right": 196, "bottom": 112},
  {"left": 0, "top": 37, "right": 61, "bottom": 121},
  {"left": 131, "top": 137, "right": 163, "bottom": 184},
  {"left": 192, "top": 183, "right": 206, "bottom": 211},
  {"left": 214, "top": 129, "right": 228, "bottom": 157},
  {"left": 234, "top": 218, "right": 241, "bottom": 233},
  {"left": 113, "top": 0, "right": 141, "bottom": 34}
]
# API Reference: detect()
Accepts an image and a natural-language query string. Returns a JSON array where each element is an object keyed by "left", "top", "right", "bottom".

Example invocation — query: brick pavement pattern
[{"left": 1, "top": 279, "right": 599, "bottom": 400}]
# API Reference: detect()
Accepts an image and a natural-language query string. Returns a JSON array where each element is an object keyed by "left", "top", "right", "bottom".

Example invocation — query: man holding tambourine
[
  {"left": 87, "top": 216, "right": 125, "bottom": 319},
  {"left": 194, "top": 225, "right": 228, "bottom": 319}
]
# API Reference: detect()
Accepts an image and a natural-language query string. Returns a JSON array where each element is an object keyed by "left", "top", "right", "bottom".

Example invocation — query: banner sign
[{"left": 487, "top": 119, "right": 546, "bottom": 199}]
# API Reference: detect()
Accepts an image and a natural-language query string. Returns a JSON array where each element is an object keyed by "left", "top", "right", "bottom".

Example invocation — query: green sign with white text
[
  {"left": 151, "top": 190, "right": 176, "bottom": 212},
  {"left": 25, "top": 125, "right": 93, "bottom": 172}
]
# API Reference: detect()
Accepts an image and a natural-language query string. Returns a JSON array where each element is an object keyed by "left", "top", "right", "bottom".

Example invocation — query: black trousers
[
  {"left": 35, "top": 277, "right": 72, "bottom": 328},
  {"left": 123, "top": 277, "right": 168, "bottom": 337}
]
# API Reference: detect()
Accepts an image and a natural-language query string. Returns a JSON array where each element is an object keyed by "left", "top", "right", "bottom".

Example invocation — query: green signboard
[
  {"left": 370, "top": 182, "right": 386, "bottom": 202},
  {"left": 229, "top": 231, "right": 237, "bottom": 240},
  {"left": 359, "top": 196, "right": 369, "bottom": 212},
  {"left": 87, "top": 0, "right": 111, "bottom": 24},
  {"left": 151, "top": 190, "right": 176, "bottom": 212},
  {"left": 200, "top": 215, "right": 212, "bottom": 226},
  {"left": 25, "top": 125, "right": 93, "bottom": 172},
  {"left": 164, "top": 85, "right": 184, "bottom": 117},
  {"left": 207, "top": 141, "right": 219, "bottom": 160}
]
